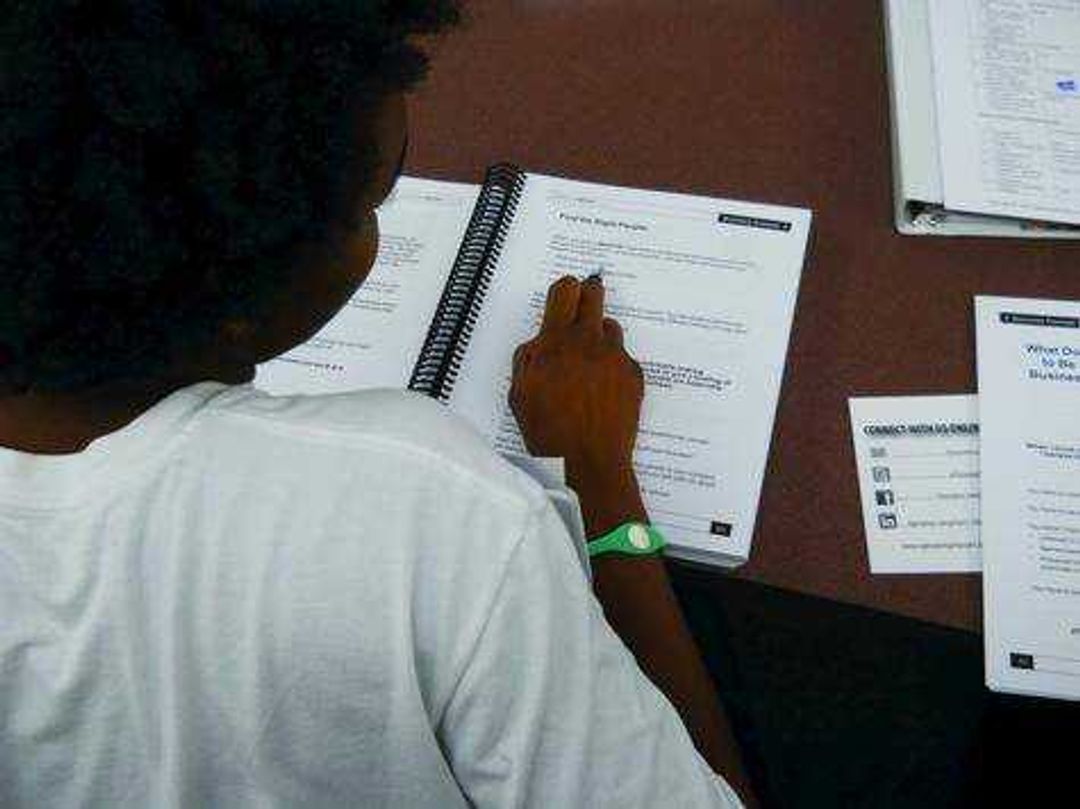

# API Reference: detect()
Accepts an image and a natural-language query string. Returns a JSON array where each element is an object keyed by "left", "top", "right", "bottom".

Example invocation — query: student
[{"left": 0, "top": 3, "right": 752, "bottom": 806}]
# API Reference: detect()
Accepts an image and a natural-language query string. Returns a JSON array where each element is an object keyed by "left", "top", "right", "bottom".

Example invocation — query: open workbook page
[
  {"left": 447, "top": 173, "right": 810, "bottom": 563},
  {"left": 929, "top": 0, "right": 1080, "bottom": 226},
  {"left": 255, "top": 177, "right": 478, "bottom": 394}
]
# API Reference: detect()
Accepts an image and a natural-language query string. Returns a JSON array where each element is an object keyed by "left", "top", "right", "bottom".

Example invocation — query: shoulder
[
  {"left": 168, "top": 384, "right": 574, "bottom": 740},
  {"left": 192, "top": 383, "right": 543, "bottom": 509}
]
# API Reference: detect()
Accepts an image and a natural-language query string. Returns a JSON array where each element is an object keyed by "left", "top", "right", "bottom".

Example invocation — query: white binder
[{"left": 883, "top": 0, "right": 1080, "bottom": 239}]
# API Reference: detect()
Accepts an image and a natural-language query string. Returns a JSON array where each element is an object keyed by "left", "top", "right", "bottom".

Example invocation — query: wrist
[{"left": 568, "top": 464, "right": 648, "bottom": 538}]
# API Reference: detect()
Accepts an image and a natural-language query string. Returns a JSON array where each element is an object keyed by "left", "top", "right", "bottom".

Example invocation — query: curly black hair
[{"left": 0, "top": 1, "right": 460, "bottom": 394}]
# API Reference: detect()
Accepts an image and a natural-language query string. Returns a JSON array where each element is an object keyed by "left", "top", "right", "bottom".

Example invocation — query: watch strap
[{"left": 587, "top": 522, "right": 667, "bottom": 558}]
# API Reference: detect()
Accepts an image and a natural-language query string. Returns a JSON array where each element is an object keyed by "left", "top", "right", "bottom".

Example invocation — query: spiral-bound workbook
[{"left": 255, "top": 165, "right": 812, "bottom": 567}]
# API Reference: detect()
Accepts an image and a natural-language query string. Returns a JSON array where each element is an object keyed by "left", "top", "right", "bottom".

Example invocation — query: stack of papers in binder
[{"left": 884, "top": 0, "right": 1080, "bottom": 238}]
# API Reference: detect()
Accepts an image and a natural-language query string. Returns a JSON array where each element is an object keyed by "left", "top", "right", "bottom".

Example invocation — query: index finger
[
  {"left": 540, "top": 276, "right": 581, "bottom": 333},
  {"left": 576, "top": 274, "right": 605, "bottom": 335}
]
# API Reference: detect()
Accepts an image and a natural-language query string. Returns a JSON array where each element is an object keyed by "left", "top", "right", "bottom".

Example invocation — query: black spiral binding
[{"left": 408, "top": 163, "right": 526, "bottom": 401}]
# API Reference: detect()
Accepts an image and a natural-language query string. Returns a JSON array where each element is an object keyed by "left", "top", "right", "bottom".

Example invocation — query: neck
[{"left": 0, "top": 365, "right": 254, "bottom": 455}]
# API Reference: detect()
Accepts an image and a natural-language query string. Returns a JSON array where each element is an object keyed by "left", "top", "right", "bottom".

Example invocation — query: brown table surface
[{"left": 408, "top": 0, "right": 1080, "bottom": 633}]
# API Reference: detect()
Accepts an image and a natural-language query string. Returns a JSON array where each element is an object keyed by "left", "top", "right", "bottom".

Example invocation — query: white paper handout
[
  {"left": 849, "top": 395, "right": 982, "bottom": 574},
  {"left": 929, "top": 0, "right": 1080, "bottom": 226},
  {"left": 977, "top": 295, "right": 1080, "bottom": 700}
]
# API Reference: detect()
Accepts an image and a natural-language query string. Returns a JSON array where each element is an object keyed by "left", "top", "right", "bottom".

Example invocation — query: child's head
[{"left": 0, "top": 1, "right": 461, "bottom": 396}]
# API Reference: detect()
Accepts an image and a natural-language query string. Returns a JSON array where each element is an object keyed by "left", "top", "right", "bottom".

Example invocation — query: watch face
[
  {"left": 587, "top": 523, "right": 665, "bottom": 559},
  {"left": 628, "top": 524, "right": 652, "bottom": 550}
]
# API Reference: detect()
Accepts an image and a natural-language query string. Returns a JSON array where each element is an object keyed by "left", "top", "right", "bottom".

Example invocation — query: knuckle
[{"left": 514, "top": 338, "right": 537, "bottom": 360}]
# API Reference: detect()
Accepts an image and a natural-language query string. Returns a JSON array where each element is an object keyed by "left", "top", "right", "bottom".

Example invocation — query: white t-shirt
[{"left": 0, "top": 381, "right": 741, "bottom": 807}]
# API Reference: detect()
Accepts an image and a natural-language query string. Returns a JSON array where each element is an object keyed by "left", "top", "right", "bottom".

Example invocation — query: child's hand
[{"left": 509, "top": 275, "right": 644, "bottom": 492}]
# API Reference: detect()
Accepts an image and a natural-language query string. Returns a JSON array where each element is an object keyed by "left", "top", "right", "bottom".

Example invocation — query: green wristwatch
[{"left": 586, "top": 522, "right": 667, "bottom": 558}]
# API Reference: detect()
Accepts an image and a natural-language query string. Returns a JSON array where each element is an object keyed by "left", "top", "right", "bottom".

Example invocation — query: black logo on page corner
[
  {"left": 1000, "top": 312, "right": 1080, "bottom": 329},
  {"left": 717, "top": 213, "right": 792, "bottom": 232},
  {"left": 1009, "top": 653, "right": 1035, "bottom": 670},
  {"left": 710, "top": 521, "right": 733, "bottom": 538}
]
